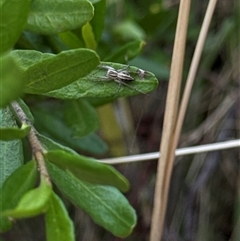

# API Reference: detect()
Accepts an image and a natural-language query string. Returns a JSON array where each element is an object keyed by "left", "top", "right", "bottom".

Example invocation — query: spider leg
[
  {"left": 99, "top": 76, "right": 111, "bottom": 81},
  {"left": 98, "top": 64, "right": 115, "bottom": 71},
  {"left": 117, "top": 65, "right": 130, "bottom": 73},
  {"left": 115, "top": 78, "right": 146, "bottom": 95}
]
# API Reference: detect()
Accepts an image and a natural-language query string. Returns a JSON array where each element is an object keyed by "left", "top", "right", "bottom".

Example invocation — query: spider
[{"left": 98, "top": 64, "right": 146, "bottom": 95}]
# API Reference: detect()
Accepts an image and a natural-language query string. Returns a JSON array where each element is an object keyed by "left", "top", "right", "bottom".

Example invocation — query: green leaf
[
  {"left": 38, "top": 131, "right": 107, "bottom": 157},
  {"left": 0, "top": 0, "right": 30, "bottom": 54},
  {"left": 0, "top": 53, "right": 25, "bottom": 108},
  {"left": 64, "top": 99, "right": 99, "bottom": 137},
  {"left": 10, "top": 50, "right": 54, "bottom": 72},
  {"left": 45, "top": 34, "right": 69, "bottom": 53},
  {"left": 82, "top": 22, "right": 97, "bottom": 50},
  {"left": 45, "top": 192, "right": 74, "bottom": 241},
  {"left": 0, "top": 161, "right": 37, "bottom": 211},
  {"left": 89, "top": 0, "right": 106, "bottom": 43},
  {"left": 2, "top": 176, "right": 52, "bottom": 218},
  {"left": 72, "top": 132, "right": 108, "bottom": 154},
  {"left": 0, "top": 107, "right": 24, "bottom": 187},
  {"left": 114, "top": 20, "right": 146, "bottom": 41},
  {"left": 0, "top": 160, "right": 37, "bottom": 232},
  {"left": 24, "top": 49, "right": 100, "bottom": 94},
  {"left": 0, "top": 123, "right": 31, "bottom": 141},
  {"left": 44, "top": 62, "right": 159, "bottom": 99},
  {"left": 45, "top": 150, "right": 130, "bottom": 192},
  {"left": 104, "top": 40, "right": 145, "bottom": 63},
  {"left": 37, "top": 133, "right": 79, "bottom": 156},
  {"left": 32, "top": 107, "right": 107, "bottom": 155},
  {"left": 58, "top": 31, "right": 84, "bottom": 49},
  {"left": 26, "top": 0, "right": 94, "bottom": 35},
  {"left": 47, "top": 163, "right": 137, "bottom": 238}
]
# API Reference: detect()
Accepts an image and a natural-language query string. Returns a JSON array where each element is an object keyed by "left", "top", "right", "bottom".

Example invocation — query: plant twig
[
  {"left": 100, "top": 139, "right": 240, "bottom": 164},
  {"left": 11, "top": 101, "right": 51, "bottom": 186}
]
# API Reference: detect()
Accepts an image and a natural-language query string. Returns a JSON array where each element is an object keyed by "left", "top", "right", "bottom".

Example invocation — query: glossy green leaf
[
  {"left": 0, "top": 123, "right": 31, "bottom": 141},
  {"left": 32, "top": 107, "right": 107, "bottom": 155},
  {"left": 0, "top": 0, "right": 30, "bottom": 54},
  {"left": 2, "top": 176, "right": 52, "bottom": 218},
  {"left": 64, "top": 99, "right": 99, "bottom": 137},
  {"left": 45, "top": 192, "right": 74, "bottom": 241},
  {"left": 23, "top": 49, "right": 99, "bottom": 94},
  {"left": 0, "top": 107, "right": 24, "bottom": 187},
  {"left": 47, "top": 163, "right": 137, "bottom": 237},
  {"left": 45, "top": 150, "right": 129, "bottom": 192},
  {"left": 0, "top": 160, "right": 37, "bottom": 232},
  {"left": 104, "top": 40, "right": 146, "bottom": 63},
  {"left": 44, "top": 62, "right": 159, "bottom": 99},
  {"left": 26, "top": 0, "right": 94, "bottom": 35},
  {"left": 0, "top": 54, "right": 25, "bottom": 108},
  {"left": 82, "top": 22, "right": 97, "bottom": 50}
]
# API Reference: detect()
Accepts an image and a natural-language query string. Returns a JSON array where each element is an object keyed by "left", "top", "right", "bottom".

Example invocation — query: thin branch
[
  {"left": 100, "top": 139, "right": 240, "bottom": 164},
  {"left": 11, "top": 101, "right": 51, "bottom": 186}
]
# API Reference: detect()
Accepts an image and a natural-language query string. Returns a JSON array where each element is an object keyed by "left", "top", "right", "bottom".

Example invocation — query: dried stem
[
  {"left": 150, "top": 0, "right": 218, "bottom": 240},
  {"left": 150, "top": 1, "right": 191, "bottom": 240},
  {"left": 11, "top": 101, "right": 51, "bottom": 186},
  {"left": 174, "top": 0, "right": 219, "bottom": 148}
]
